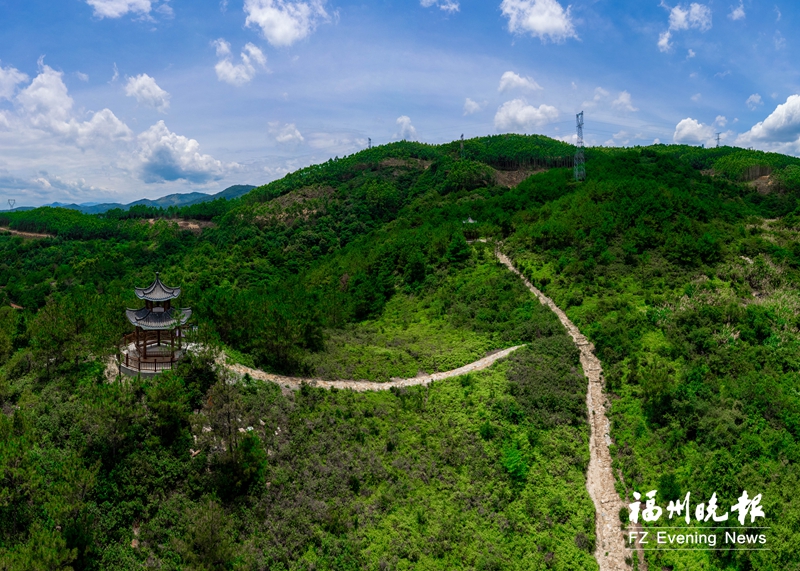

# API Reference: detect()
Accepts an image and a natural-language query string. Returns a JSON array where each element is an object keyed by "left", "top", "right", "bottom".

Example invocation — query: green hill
[{"left": 1, "top": 136, "right": 800, "bottom": 570}]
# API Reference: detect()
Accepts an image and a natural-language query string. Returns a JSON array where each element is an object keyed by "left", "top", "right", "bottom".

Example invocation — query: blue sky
[{"left": 1, "top": 0, "right": 799, "bottom": 206}]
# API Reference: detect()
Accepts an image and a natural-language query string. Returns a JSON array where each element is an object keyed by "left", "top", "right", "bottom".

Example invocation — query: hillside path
[
  {"left": 495, "top": 251, "right": 632, "bottom": 571},
  {"left": 225, "top": 345, "right": 524, "bottom": 392},
  {"left": 0, "top": 227, "right": 53, "bottom": 239}
]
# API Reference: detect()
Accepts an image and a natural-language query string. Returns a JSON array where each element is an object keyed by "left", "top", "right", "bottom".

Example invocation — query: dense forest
[{"left": 1, "top": 134, "right": 799, "bottom": 570}]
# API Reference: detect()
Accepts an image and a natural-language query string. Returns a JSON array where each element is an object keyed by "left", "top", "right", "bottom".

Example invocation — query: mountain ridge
[{"left": 10, "top": 184, "right": 256, "bottom": 214}]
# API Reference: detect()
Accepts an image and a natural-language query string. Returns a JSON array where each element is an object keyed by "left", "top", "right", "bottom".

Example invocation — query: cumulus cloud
[
  {"left": 395, "top": 116, "right": 417, "bottom": 140},
  {"left": 125, "top": 74, "right": 170, "bottom": 112},
  {"left": 658, "top": 2, "right": 712, "bottom": 52},
  {"left": 85, "top": 0, "right": 152, "bottom": 18},
  {"left": 463, "top": 98, "right": 485, "bottom": 115},
  {"left": 17, "top": 64, "right": 132, "bottom": 146},
  {"left": 746, "top": 93, "right": 763, "bottom": 110},
  {"left": 500, "top": 0, "right": 577, "bottom": 42},
  {"left": 421, "top": 0, "right": 459, "bottom": 12},
  {"left": 673, "top": 117, "right": 715, "bottom": 145},
  {"left": 137, "top": 121, "right": 226, "bottom": 183},
  {"left": 737, "top": 95, "right": 800, "bottom": 146},
  {"left": 0, "top": 65, "right": 28, "bottom": 100},
  {"left": 494, "top": 98, "right": 559, "bottom": 132},
  {"left": 612, "top": 90, "right": 638, "bottom": 112},
  {"left": 498, "top": 71, "right": 542, "bottom": 93},
  {"left": 687, "top": 48, "right": 696, "bottom": 58},
  {"left": 212, "top": 39, "right": 267, "bottom": 86},
  {"left": 269, "top": 121, "right": 304, "bottom": 143},
  {"left": 729, "top": 1, "right": 745, "bottom": 20},
  {"left": 244, "top": 0, "right": 329, "bottom": 48},
  {"left": 715, "top": 115, "right": 727, "bottom": 127}
]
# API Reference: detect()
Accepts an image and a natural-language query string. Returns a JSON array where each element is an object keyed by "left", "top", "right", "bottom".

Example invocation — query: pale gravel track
[
  {"left": 225, "top": 345, "right": 524, "bottom": 392},
  {"left": 495, "top": 251, "right": 632, "bottom": 571}
]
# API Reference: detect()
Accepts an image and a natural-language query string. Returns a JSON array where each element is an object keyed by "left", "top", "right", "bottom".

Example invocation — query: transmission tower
[
  {"left": 715, "top": 133, "right": 721, "bottom": 148},
  {"left": 574, "top": 111, "right": 586, "bottom": 182},
  {"left": 368, "top": 137, "right": 372, "bottom": 149},
  {"left": 460, "top": 134, "right": 464, "bottom": 158},
  {"left": 7, "top": 199, "right": 14, "bottom": 211}
]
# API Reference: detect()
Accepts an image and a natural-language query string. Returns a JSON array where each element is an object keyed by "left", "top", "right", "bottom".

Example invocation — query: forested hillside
[{"left": 1, "top": 135, "right": 799, "bottom": 570}]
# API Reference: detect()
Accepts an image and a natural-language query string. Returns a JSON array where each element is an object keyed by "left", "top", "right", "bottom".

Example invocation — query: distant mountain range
[{"left": 9, "top": 184, "right": 256, "bottom": 214}]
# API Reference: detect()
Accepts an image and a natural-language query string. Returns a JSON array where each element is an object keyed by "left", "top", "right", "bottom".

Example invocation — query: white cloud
[
  {"left": 498, "top": 71, "right": 542, "bottom": 93},
  {"left": 244, "top": 0, "right": 329, "bottom": 48},
  {"left": 774, "top": 31, "right": 786, "bottom": 50},
  {"left": 85, "top": 0, "right": 152, "bottom": 18},
  {"left": 659, "top": 2, "right": 712, "bottom": 52},
  {"left": 212, "top": 39, "right": 267, "bottom": 86},
  {"left": 715, "top": 115, "right": 727, "bottom": 127},
  {"left": 420, "top": 0, "right": 460, "bottom": 12},
  {"left": 729, "top": 1, "right": 745, "bottom": 20},
  {"left": 612, "top": 90, "right": 638, "bottom": 112},
  {"left": 500, "top": 0, "right": 577, "bottom": 43},
  {"left": 691, "top": 93, "right": 702, "bottom": 102},
  {"left": 17, "top": 64, "right": 132, "bottom": 146},
  {"left": 395, "top": 116, "right": 417, "bottom": 140},
  {"left": 124, "top": 74, "right": 170, "bottom": 113},
  {"left": 582, "top": 86, "right": 609, "bottom": 108},
  {"left": 658, "top": 31, "right": 673, "bottom": 52},
  {"left": 673, "top": 117, "right": 715, "bottom": 145},
  {"left": 746, "top": 93, "right": 763, "bottom": 110},
  {"left": 463, "top": 98, "right": 485, "bottom": 115},
  {"left": 737, "top": 95, "right": 800, "bottom": 145},
  {"left": 137, "top": 121, "right": 226, "bottom": 183},
  {"left": 111, "top": 63, "right": 119, "bottom": 83},
  {"left": 76, "top": 72, "right": 89, "bottom": 82},
  {"left": 306, "top": 132, "right": 366, "bottom": 151},
  {"left": 494, "top": 98, "right": 559, "bottom": 132},
  {"left": 687, "top": 48, "right": 696, "bottom": 58},
  {"left": 0, "top": 65, "right": 28, "bottom": 100},
  {"left": 155, "top": 1, "right": 173, "bottom": 17},
  {"left": 269, "top": 121, "right": 304, "bottom": 143},
  {"left": 668, "top": 3, "right": 712, "bottom": 31}
]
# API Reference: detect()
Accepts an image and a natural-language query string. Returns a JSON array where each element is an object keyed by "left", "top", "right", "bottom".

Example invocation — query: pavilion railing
[{"left": 122, "top": 326, "right": 191, "bottom": 373}]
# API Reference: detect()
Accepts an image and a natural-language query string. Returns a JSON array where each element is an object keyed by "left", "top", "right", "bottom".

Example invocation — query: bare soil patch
[
  {"left": 494, "top": 168, "right": 546, "bottom": 188},
  {"left": 749, "top": 175, "right": 777, "bottom": 195},
  {"left": 145, "top": 219, "right": 216, "bottom": 233}
]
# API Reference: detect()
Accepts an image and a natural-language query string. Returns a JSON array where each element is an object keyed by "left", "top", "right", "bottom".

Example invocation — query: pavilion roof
[
  {"left": 126, "top": 307, "right": 192, "bottom": 331},
  {"left": 135, "top": 273, "right": 181, "bottom": 302}
]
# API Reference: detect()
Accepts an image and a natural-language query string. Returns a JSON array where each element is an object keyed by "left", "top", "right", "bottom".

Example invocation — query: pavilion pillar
[{"left": 157, "top": 329, "right": 161, "bottom": 347}]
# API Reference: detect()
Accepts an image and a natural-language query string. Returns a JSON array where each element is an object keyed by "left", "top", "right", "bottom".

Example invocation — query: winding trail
[
  {"left": 225, "top": 345, "right": 524, "bottom": 392},
  {"left": 495, "top": 251, "right": 631, "bottom": 571},
  {"left": 217, "top": 249, "right": 630, "bottom": 570}
]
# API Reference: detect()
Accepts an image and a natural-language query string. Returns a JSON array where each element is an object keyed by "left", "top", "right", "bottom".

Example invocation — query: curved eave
[
  {"left": 134, "top": 275, "right": 181, "bottom": 302},
  {"left": 126, "top": 307, "right": 192, "bottom": 331}
]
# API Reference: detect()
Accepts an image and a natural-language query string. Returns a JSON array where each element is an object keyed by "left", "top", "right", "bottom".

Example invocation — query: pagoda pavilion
[{"left": 121, "top": 273, "right": 192, "bottom": 376}]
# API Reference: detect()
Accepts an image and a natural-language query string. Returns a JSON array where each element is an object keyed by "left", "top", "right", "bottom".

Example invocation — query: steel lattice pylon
[{"left": 574, "top": 111, "right": 586, "bottom": 182}]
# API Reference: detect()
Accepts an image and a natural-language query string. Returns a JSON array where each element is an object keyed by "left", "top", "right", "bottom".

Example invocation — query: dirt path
[
  {"left": 495, "top": 251, "right": 631, "bottom": 571},
  {"left": 0, "top": 227, "right": 53, "bottom": 239},
  {"left": 225, "top": 345, "right": 524, "bottom": 392}
]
